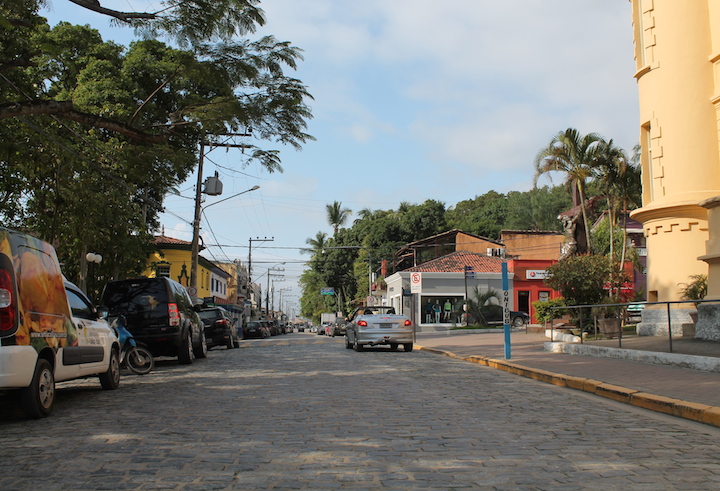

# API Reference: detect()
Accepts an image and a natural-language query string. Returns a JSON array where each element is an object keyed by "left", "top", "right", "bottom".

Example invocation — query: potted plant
[{"left": 592, "top": 297, "right": 623, "bottom": 339}]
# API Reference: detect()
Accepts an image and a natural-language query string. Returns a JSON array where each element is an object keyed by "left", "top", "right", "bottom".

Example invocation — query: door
[{"left": 58, "top": 284, "right": 111, "bottom": 379}]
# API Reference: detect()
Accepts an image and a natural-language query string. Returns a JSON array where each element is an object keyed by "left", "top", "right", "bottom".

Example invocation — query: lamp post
[
  {"left": 80, "top": 252, "right": 102, "bottom": 295},
  {"left": 323, "top": 246, "right": 373, "bottom": 306},
  {"left": 190, "top": 184, "right": 260, "bottom": 294}
]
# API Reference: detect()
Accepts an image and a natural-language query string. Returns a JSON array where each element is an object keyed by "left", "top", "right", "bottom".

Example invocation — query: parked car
[
  {"left": 199, "top": 307, "right": 239, "bottom": 349},
  {"left": 318, "top": 322, "right": 330, "bottom": 335},
  {"left": 100, "top": 277, "right": 207, "bottom": 364},
  {"left": 344, "top": 306, "right": 414, "bottom": 352},
  {"left": 243, "top": 320, "right": 270, "bottom": 339},
  {"left": 329, "top": 317, "right": 347, "bottom": 337},
  {"left": 477, "top": 305, "right": 530, "bottom": 327},
  {"left": 0, "top": 227, "right": 120, "bottom": 418}
]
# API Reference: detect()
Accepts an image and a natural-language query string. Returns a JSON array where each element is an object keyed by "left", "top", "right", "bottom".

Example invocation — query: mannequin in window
[
  {"left": 443, "top": 299, "right": 452, "bottom": 321},
  {"left": 432, "top": 301, "right": 442, "bottom": 323}
]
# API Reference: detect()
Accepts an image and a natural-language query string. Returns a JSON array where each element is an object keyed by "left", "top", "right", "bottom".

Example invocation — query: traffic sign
[
  {"left": 410, "top": 272, "right": 422, "bottom": 293},
  {"left": 320, "top": 287, "right": 335, "bottom": 295}
]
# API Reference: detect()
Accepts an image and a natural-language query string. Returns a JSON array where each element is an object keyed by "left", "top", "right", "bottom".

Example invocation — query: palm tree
[
  {"left": 466, "top": 287, "right": 501, "bottom": 326},
  {"left": 592, "top": 139, "right": 629, "bottom": 257},
  {"left": 534, "top": 128, "right": 607, "bottom": 254},
  {"left": 326, "top": 201, "right": 351, "bottom": 235},
  {"left": 303, "top": 231, "right": 328, "bottom": 255}
]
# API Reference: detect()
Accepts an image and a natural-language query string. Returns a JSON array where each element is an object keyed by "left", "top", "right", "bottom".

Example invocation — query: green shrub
[{"left": 532, "top": 298, "right": 566, "bottom": 325}]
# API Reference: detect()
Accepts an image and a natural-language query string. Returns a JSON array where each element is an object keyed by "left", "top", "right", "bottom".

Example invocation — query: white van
[{"left": 0, "top": 227, "right": 120, "bottom": 418}]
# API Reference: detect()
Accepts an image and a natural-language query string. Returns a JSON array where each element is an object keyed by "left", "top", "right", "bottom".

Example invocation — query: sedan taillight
[
  {"left": 357, "top": 320, "right": 368, "bottom": 327},
  {"left": 404, "top": 319, "right": 412, "bottom": 326}
]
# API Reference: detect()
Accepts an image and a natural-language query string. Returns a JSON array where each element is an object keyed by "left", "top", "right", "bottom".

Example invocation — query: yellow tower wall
[{"left": 630, "top": 0, "right": 720, "bottom": 302}]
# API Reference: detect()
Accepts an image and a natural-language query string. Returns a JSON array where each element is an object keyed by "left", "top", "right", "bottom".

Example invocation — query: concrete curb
[
  {"left": 545, "top": 341, "right": 720, "bottom": 373},
  {"left": 416, "top": 344, "right": 720, "bottom": 428}
]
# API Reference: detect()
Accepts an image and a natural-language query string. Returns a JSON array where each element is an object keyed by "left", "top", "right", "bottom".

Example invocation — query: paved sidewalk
[{"left": 415, "top": 330, "right": 720, "bottom": 427}]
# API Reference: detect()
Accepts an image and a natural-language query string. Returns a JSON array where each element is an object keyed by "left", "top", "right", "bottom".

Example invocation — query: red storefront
[{"left": 508, "top": 259, "right": 562, "bottom": 325}]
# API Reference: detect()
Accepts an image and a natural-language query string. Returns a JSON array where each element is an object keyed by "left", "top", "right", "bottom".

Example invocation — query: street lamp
[
  {"left": 323, "top": 246, "right": 373, "bottom": 305},
  {"left": 190, "top": 185, "right": 260, "bottom": 294}
]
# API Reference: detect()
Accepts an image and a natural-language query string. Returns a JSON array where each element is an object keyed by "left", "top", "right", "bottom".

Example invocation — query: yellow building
[
  {"left": 629, "top": 1, "right": 720, "bottom": 311},
  {"left": 143, "top": 235, "right": 223, "bottom": 300}
]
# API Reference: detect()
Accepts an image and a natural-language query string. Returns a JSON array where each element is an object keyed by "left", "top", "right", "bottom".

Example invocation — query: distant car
[
  {"left": 243, "top": 321, "right": 270, "bottom": 339},
  {"left": 199, "top": 307, "right": 239, "bottom": 349},
  {"left": 477, "top": 305, "right": 530, "bottom": 327},
  {"left": 318, "top": 322, "right": 330, "bottom": 335},
  {"left": 329, "top": 317, "right": 347, "bottom": 337},
  {"left": 267, "top": 320, "right": 281, "bottom": 336},
  {"left": 344, "top": 306, "right": 414, "bottom": 352}
]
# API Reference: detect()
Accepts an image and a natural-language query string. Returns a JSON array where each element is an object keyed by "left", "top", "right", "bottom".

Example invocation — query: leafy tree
[
  {"left": 446, "top": 191, "right": 508, "bottom": 239},
  {"left": 399, "top": 199, "right": 447, "bottom": 241},
  {"left": 544, "top": 254, "right": 628, "bottom": 307},
  {"left": 1, "top": 5, "right": 313, "bottom": 284},
  {"left": 505, "top": 186, "right": 572, "bottom": 232}
]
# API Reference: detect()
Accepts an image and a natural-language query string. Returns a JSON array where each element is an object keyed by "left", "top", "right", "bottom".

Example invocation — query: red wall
[{"left": 508, "top": 259, "right": 561, "bottom": 324}]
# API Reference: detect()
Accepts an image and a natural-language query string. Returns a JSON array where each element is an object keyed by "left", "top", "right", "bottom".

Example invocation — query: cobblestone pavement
[{"left": 2, "top": 332, "right": 720, "bottom": 490}]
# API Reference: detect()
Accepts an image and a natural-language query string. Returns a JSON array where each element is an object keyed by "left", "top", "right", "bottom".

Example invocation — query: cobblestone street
[{"left": 2, "top": 332, "right": 720, "bottom": 490}]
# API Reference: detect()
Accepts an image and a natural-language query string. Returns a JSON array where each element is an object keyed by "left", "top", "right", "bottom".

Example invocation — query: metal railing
[{"left": 549, "top": 298, "right": 720, "bottom": 353}]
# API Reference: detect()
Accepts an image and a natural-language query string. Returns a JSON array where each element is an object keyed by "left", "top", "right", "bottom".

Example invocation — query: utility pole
[
  {"left": 247, "top": 236, "right": 274, "bottom": 308},
  {"left": 190, "top": 132, "right": 252, "bottom": 292},
  {"left": 265, "top": 267, "right": 284, "bottom": 317}
]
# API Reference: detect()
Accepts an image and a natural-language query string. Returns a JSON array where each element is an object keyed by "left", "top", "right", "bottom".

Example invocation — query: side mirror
[{"left": 97, "top": 307, "right": 109, "bottom": 319}]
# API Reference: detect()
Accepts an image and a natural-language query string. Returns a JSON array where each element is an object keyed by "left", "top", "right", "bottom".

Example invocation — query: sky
[{"left": 41, "top": 1, "right": 639, "bottom": 317}]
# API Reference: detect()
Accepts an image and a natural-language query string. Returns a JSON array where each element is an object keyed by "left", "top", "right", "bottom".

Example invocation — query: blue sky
[{"left": 41, "top": 1, "right": 639, "bottom": 315}]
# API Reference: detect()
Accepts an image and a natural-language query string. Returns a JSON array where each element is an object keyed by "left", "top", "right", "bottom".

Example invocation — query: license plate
[{"left": 379, "top": 323, "right": 393, "bottom": 328}]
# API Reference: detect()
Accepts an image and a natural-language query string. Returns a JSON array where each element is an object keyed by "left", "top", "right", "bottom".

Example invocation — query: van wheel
[
  {"left": 21, "top": 359, "right": 55, "bottom": 419},
  {"left": 194, "top": 329, "right": 208, "bottom": 359},
  {"left": 99, "top": 348, "right": 121, "bottom": 389},
  {"left": 178, "top": 331, "right": 194, "bottom": 365}
]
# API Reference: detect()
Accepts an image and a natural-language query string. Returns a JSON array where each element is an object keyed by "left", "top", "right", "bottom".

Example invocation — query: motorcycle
[{"left": 111, "top": 315, "right": 155, "bottom": 375}]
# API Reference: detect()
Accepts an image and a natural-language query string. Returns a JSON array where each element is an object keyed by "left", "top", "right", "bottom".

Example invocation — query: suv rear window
[
  {"left": 199, "top": 309, "right": 223, "bottom": 322},
  {"left": 101, "top": 279, "right": 170, "bottom": 325}
]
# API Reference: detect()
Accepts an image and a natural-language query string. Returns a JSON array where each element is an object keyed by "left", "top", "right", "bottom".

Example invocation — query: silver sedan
[{"left": 344, "top": 306, "right": 414, "bottom": 352}]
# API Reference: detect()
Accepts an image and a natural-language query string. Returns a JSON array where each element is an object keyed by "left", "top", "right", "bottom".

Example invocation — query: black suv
[
  {"left": 100, "top": 277, "right": 207, "bottom": 364},
  {"left": 199, "top": 307, "right": 239, "bottom": 349}
]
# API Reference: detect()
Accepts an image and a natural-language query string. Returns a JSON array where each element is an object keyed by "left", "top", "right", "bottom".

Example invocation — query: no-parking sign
[{"left": 410, "top": 272, "right": 422, "bottom": 293}]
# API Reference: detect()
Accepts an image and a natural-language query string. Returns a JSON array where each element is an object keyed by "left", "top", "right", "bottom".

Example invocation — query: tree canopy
[{"left": 1, "top": 1, "right": 313, "bottom": 294}]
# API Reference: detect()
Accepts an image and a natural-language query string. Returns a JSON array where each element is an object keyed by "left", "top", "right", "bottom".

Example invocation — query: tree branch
[
  {"left": 0, "top": 100, "right": 172, "bottom": 143},
  {"left": 67, "top": 0, "right": 156, "bottom": 22}
]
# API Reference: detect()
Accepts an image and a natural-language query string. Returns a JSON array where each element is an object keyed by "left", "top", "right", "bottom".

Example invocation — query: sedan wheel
[
  {"left": 345, "top": 336, "right": 352, "bottom": 349},
  {"left": 512, "top": 316, "right": 526, "bottom": 328},
  {"left": 353, "top": 338, "right": 364, "bottom": 352}
]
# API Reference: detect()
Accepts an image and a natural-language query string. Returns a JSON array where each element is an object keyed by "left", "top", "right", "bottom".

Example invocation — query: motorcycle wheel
[{"left": 126, "top": 346, "right": 155, "bottom": 375}]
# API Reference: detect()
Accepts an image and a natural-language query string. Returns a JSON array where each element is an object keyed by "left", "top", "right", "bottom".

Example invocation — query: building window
[{"left": 156, "top": 264, "right": 170, "bottom": 278}]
